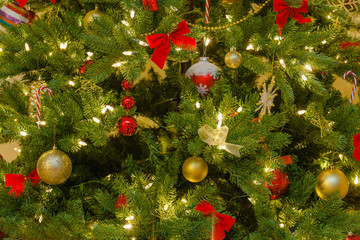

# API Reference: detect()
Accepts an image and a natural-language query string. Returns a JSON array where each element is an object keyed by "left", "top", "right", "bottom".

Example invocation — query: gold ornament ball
[
  {"left": 37, "top": 149, "right": 72, "bottom": 185},
  {"left": 315, "top": 169, "right": 349, "bottom": 200},
  {"left": 182, "top": 156, "right": 208, "bottom": 183},
  {"left": 225, "top": 47, "right": 242, "bottom": 68},
  {"left": 84, "top": 6, "right": 104, "bottom": 33},
  {"left": 221, "top": 0, "right": 241, "bottom": 3}
]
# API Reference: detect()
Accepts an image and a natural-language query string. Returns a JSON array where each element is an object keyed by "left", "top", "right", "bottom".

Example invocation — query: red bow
[
  {"left": 340, "top": 41, "right": 359, "bottom": 50},
  {"left": 273, "top": 0, "right": 311, "bottom": 34},
  {"left": 16, "top": 0, "right": 55, "bottom": 8},
  {"left": 114, "top": 194, "right": 128, "bottom": 208},
  {"left": 353, "top": 133, "right": 360, "bottom": 161},
  {"left": 195, "top": 201, "right": 235, "bottom": 240},
  {"left": 145, "top": 20, "right": 196, "bottom": 69},
  {"left": 143, "top": 0, "right": 158, "bottom": 11},
  {"left": 5, "top": 168, "right": 42, "bottom": 197}
]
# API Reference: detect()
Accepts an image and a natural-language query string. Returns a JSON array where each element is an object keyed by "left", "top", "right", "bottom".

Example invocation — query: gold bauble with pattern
[
  {"left": 182, "top": 156, "right": 208, "bottom": 182},
  {"left": 315, "top": 169, "right": 349, "bottom": 200},
  {"left": 37, "top": 149, "right": 72, "bottom": 185},
  {"left": 225, "top": 47, "right": 242, "bottom": 68}
]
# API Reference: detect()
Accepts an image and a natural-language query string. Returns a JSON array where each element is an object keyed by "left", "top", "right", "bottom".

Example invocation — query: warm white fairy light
[
  {"left": 264, "top": 168, "right": 271, "bottom": 173},
  {"left": 0, "top": 48, "right": 3, "bottom": 52},
  {"left": 279, "top": 59, "right": 286, "bottom": 68},
  {"left": 78, "top": 140, "right": 87, "bottom": 146},
  {"left": 181, "top": 199, "right": 187, "bottom": 203},
  {"left": 237, "top": 106, "right": 243, "bottom": 113},
  {"left": 46, "top": 188, "right": 53, "bottom": 193},
  {"left": 279, "top": 223, "right": 284, "bottom": 228},
  {"left": 68, "top": 80, "right": 75, "bottom": 86},
  {"left": 304, "top": 64, "right": 312, "bottom": 71},
  {"left": 123, "top": 224, "right": 132, "bottom": 229},
  {"left": 339, "top": 154, "right": 343, "bottom": 159},
  {"left": 24, "top": 91, "right": 28, "bottom": 96},
  {"left": 175, "top": 47, "right": 182, "bottom": 51},
  {"left": 130, "top": 10, "right": 135, "bottom": 19},
  {"left": 301, "top": 75, "right": 307, "bottom": 81},
  {"left": 112, "top": 62, "right": 122, "bottom": 67},
  {"left": 20, "top": 131, "right": 27, "bottom": 136},
  {"left": 125, "top": 216, "right": 134, "bottom": 221},
  {"left": 39, "top": 215, "right": 43, "bottom": 223},
  {"left": 248, "top": 198, "right": 256, "bottom": 204},
  {"left": 123, "top": 51, "right": 133, "bottom": 56},
  {"left": 327, "top": 15, "right": 331, "bottom": 19},
  {"left": 246, "top": 44, "right": 254, "bottom": 50},
  {"left": 195, "top": 102, "right": 200, "bottom": 109},
  {"left": 225, "top": 15, "right": 232, "bottom": 21},
  {"left": 121, "top": 20, "right": 130, "bottom": 26},
  {"left": 297, "top": 110, "right": 306, "bottom": 115},
  {"left": 253, "top": 180, "right": 260, "bottom": 185},
  {"left": 92, "top": 117, "right": 100, "bottom": 123},
  {"left": 217, "top": 113, "right": 223, "bottom": 129},
  {"left": 25, "top": 43, "right": 30, "bottom": 51},
  {"left": 354, "top": 176, "right": 359, "bottom": 185},
  {"left": 145, "top": 182, "right": 153, "bottom": 189},
  {"left": 87, "top": 52, "right": 94, "bottom": 57},
  {"left": 204, "top": 37, "right": 211, "bottom": 47},
  {"left": 101, "top": 105, "right": 114, "bottom": 114},
  {"left": 49, "top": 52, "right": 53, "bottom": 56},
  {"left": 138, "top": 41, "right": 148, "bottom": 46},
  {"left": 14, "top": 147, "right": 21, "bottom": 153},
  {"left": 38, "top": 121, "right": 46, "bottom": 126},
  {"left": 131, "top": 238, "right": 136, "bottom": 240},
  {"left": 164, "top": 204, "right": 169, "bottom": 211},
  {"left": 60, "top": 42, "right": 68, "bottom": 49},
  {"left": 322, "top": 40, "right": 327, "bottom": 44}
]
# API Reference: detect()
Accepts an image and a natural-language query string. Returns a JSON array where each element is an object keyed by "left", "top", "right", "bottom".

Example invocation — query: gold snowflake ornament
[{"left": 256, "top": 78, "right": 278, "bottom": 119}]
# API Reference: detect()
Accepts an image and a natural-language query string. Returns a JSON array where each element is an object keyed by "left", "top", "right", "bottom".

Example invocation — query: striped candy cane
[
  {"left": 205, "top": 0, "right": 209, "bottom": 23},
  {"left": 343, "top": 70, "right": 357, "bottom": 105},
  {"left": 36, "top": 86, "right": 52, "bottom": 128}
]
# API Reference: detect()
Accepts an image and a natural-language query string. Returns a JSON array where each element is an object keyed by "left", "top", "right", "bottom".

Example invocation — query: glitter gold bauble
[
  {"left": 315, "top": 169, "right": 349, "bottom": 200},
  {"left": 182, "top": 156, "right": 208, "bottom": 182},
  {"left": 84, "top": 6, "right": 104, "bottom": 33},
  {"left": 225, "top": 47, "right": 242, "bottom": 68},
  {"left": 221, "top": 0, "right": 241, "bottom": 3},
  {"left": 37, "top": 149, "right": 72, "bottom": 185}
]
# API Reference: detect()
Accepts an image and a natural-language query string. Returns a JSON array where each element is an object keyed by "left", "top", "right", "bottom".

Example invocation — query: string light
[
  {"left": 175, "top": 47, "right": 181, "bottom": 51},
  {"left": 123, "top": 224, "right": 132, "bottom": 229},
  {"left": 25, "top": 43, "right": 30, "bottom": 51},
  {"left": 264, "top": 168, "right": 271, "bottom": 172},
  {"left": 20, "top": 131, "right": 27, "bottom": 136},
  {"left": 68, "top": 81, "right": 75, "bottom": 86},
  {"left": 181, "top": 199, "right": 187, "bottom": 203},
  {"left": 297, "top": 110, "right": 306, "bottom": 115},
  {"left": 112, "top": 62, "right": 122, "bottom": 67},
  {"left": 122, "top": 51, "right": 133, "bottom": 56},
  {"left": 217, "top": 113, "right": 223, "bottom": 129},
  {"left": 145, "top": 182, "right": 153, "bottom": 189},
  {"left": 322, "top": 40, "right": 327, "bottom": 44},
  {"left": 279, "top": 59, "right": 286, "bottom": 68},
  {"left": 78, "top": 140, "right": 87, "bottom": 146},
  {"left": 24, "top": 91, "right": 28, "bottom": 96},
  {"left": 204, "top": 38, "right": 211, "bottom": 47},
  {"left": 92, "top": 117, "right": 100, "bottom": 123},
  {"left": 225, "top": 15, "right": 232, "bottom": 21},
  {"left": 279, "top": 223, "right": 284, "bottom": 228},
  {"left": 301, "top": 75, "right": 307, "bottom": 81},
  {"left": 101, "top": 105, "right": 114, "bottom": 114},
  {"left": 39, "top": 215, "right": 43, "bottom": 223},
  {"left": 60, "top": 42, "right": 68, "bottom": 49},
  {"left": 87, "top": 52, "right": 93, "bottom": 57},
  {"left": 138, "top": 41, "right": 149, "bottom": 46},
  {"left": 237, "top": 106, "right": 243, "bottom": 113},
  {"left": 164, "top": 204, "right": 169, "bottom": 211},
  {"left": 339, "top": 154, "right": 343, "bottom": 159},
  {"left": 14, "top": 147, "right": 21, "bottom": 153},
  {"left": 49, "top": 52, "right": 53, "bottom": 56},
  {"left": 130, "top": 10, "right": 135, "bottom": 19},
  {"left": 125, "top": 216, "right": 134, "bottom": 221},
  {"left": 274, "top": 36, "right": 282, "bottom": 41},
  {"left": 121, "top": 20, "right": 130, "bottom": 26},
  {"left": 246, "top": 44, "right": 254, "bottom": 50},
  {"left": 304, "top": 64, "right": 312, "bottom": 71},
  {"left": 248, "top": 198, "right": 256, "bottom": 204},
  {"left": 354, "top": 176, "right": 359, "bottom": 185},
  {"left": 37, "top": 121, "right": 46, "bottom": 126},
  {"left": 0, "top": 48, "right": 3, "bottom": 52},
  {"left": 46, "top": 188, "right": 53, "bottom": 193},
  {"left": 195, "top": 102, "right": 200, "bottom": 109}
]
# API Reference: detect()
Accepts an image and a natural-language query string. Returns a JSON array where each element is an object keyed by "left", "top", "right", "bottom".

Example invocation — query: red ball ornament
[
  {"left": 347, "top": 234, "right": 360, "bottom": 240},
  {"left": 122, "top": 80, "right": 133, "bottom": 91},
  {"left": 80, "top": 60, "right": 94, "bottom": 74},
  {"left": 185, "top": 57, "right": 220, "bottom": 96},
  {"left": 265, "top": 169, "right": 290, "bottom": 199},
  {"left": 0, "top": 231, "right": 5, "bottom": 239},
  {"left": 117, "top": 116, "right": 137, "bottom": 136},
  {"left": 121, "top": 96, "right": 135, "bottom": 109}
]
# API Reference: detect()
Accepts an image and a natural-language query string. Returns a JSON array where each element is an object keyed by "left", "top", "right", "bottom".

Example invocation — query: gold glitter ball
[{"left": 225, "top": 47, "right": 242, "bottom": 69}]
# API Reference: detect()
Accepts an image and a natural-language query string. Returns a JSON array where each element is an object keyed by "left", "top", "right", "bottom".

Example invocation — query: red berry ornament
[
  {"left": 117, "top": 116, "right": 137, "bottom": 136},
  {"left": 347, "top": 234, "right": 360, "bottom": 240},
  {"left": 80, "top": 60, "right": 94, "bottom": 74},
  {"left": 265, "top": 169, "right": 290, "bottom": 199},
  {"left": 185, "top": 57, "right": 220, "bottom": 96},
  {"left": 122, "top": 80, "right": 133, "bottom": 91},
  {"left": 121, "top": 96, "right": 135, "bottom": 109}
]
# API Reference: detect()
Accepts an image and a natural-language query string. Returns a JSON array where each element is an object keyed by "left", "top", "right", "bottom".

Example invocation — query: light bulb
[
  {"left": 123, "top": 224, "right": 132, "bottom": 229},
  {"left": 130, "top": 10, "right": 135, "bottom": 19},
  {"left": 246, "top": 44, "right": 254, "bottom": 50},
  {"left": 79, "top": 140, "right": 87, "bottom": 146},
  {"left": 60, "top": 42, "right": 68, "bottom": 49},
  {"left": 20, "top": 131, "right": 27, "bottom": 136},
  {"left": 297, "top": 110, "right": 306, "bottom": 115},
  {"left": 195, "top": 102, "right": 200, "bottom": 109},
  {"left": 181, "top": 199, "right": 187, "bottom": 203},
  {"left": 112, "top": 62, "right": 122, "bottom": 67},
  {"left": 122, "top": 51, "right": 133, "bottom": 56},
  {"left": 138, "top": 41, "right": 149, "bottom": 46},
  {"left": 145, "top": 182, "right": 153, "bottom": 189},
  {"left": 121, "top": 20, "right": 129, "bottom": 26},
  {"left": 301, "top": 75, "right": 307, "bottom": 81},
  {"left": 164, "top": 204, "right": 169, "bottom": 211},
  {"left": 92, "top": 117, "right": 100, "bottom": 123},
  {"left": 304, "top": 64, "right": 312, "bottom": 71},
  {"left": 354, "top": 176, "right": 359, "bottom": 185},
  {"left": 25, "top": 43, "right": 30, "bottom": 51},
  {"left": 279, "top": 59, "right": 286, "bottom": 68},
  {"left": 87, "top": 52, "right": 93, "bottom": 57},
  {"left": 322, "top": 40, "right": 327, "bottom": 44},
  {"left": 204, "top": 38, "right": 210, "bottom": 47},
  {"left": 279, "top": 223, "right": 284, "bottom": 228},
  {"left": 225, "top": 15, "right": 232, "bottom": 21},
  {"left": 68, "top": 81, "right": 75, "bottom": 86},
  {"left": 237, "top": 106, "right": 243, "bottom": 113},
  {"left": 125, "top": 216, "right": 134, "bottom": 221}
]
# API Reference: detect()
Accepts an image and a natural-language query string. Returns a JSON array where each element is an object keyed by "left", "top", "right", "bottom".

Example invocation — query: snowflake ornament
[
  {"left": 196, "top": 84, "right": 209, "bottom": 96},
  {"left": 256, "top": 77, "right": 278, "bottom": 119}
]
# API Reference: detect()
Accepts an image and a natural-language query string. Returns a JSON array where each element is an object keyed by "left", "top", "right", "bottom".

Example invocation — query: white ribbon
[{"left": 198, "top": 125, "right": 243, "bottom": 157}]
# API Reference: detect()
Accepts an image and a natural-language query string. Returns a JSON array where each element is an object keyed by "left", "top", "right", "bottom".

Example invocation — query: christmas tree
[{"left": 0, "top": 0, "right": 360, "bottom": 239}]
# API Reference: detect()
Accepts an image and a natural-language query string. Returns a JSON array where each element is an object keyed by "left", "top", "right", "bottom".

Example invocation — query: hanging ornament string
[
  {"left": 205, "top": 0, "right": 209, "bottom": 23},
  {"left": 343, "top": 70, "right": 357, "bottom": 105},
  {"left": 136, "top": 0, "right": 271, "bottom": 37},
  {"left": 36, "top": 86, "right": 53, "bottom": 128}
]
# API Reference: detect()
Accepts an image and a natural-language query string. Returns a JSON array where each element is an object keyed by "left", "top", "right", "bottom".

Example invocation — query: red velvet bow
[
  {"left": 340, "top": 41, "right": 359, "bottom": 50},
  {"left": 5, "top": 168, "right": 41, "bottom": 197},
  {"left": 145, "top": 20, "right": 196, "bottom": 69},
  {"left": 114, "top": 194, "right": 128, "bottom": 208},
  {"left": 353, "top": 133, "right": 360, "bottom": 161},
  {"left": 143, "top": 0, "right": 158, "bottom": 11},
  {"left": 195, "top": 201, "right": 235, "bottom": 240},
  {"left": 16, "top": 0, "right": 55, "bottom": 8},
  {"left": 273, "top": 0, "right": 311, "bottom": 34}
]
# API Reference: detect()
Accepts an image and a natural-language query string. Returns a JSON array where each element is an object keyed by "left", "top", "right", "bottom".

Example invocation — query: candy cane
[
  {"left": 205, "top": 0, "right": 209, "bottom": 23},
  {"left": 36, "top": 86, "right": 52, "bottom": 128},
  {"left": 343, "top": 70, "right": 357, "bottom": 105}
]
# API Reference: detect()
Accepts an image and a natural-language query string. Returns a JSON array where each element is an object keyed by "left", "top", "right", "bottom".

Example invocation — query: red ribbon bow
[
  {"left": 5, "top": 168, "right": 42, "bottom": 197},
  {"left": 340, "top": 41, "right": 360, "bottom": 50},
  {"left": 145, "top": 20, "right": 196, "bottom": 69},
  {"left": 195, "top": 201, "right": 235, "bottom": 240},
  {"left": 114, "top": 194, "right": 128, "bottom": 209},
  {"left": 16, "top": 0, "right": 55, "bottom": 8},
  {"left": 143, "top": 0, "right": 158, "bottom": 11},
  {"left": 273, "top": 0, "right": 311, "bottom": 34},
  {"left": 353, "top": 133, "right": 360, "bottom": 161}
]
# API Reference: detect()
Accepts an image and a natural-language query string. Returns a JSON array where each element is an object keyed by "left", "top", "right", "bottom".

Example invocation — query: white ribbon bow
[{"left": 198, "top": 125, "right": 243, "bottom": 157}]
